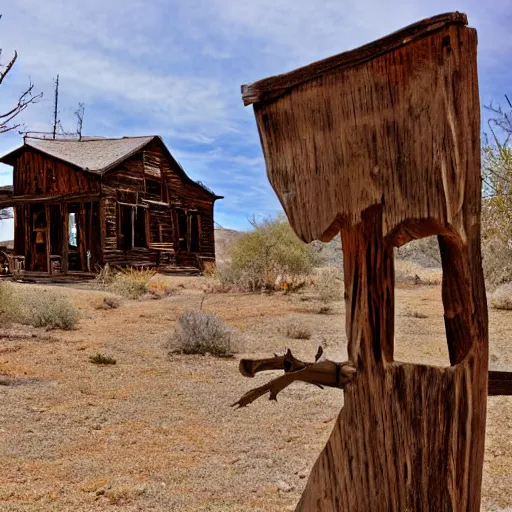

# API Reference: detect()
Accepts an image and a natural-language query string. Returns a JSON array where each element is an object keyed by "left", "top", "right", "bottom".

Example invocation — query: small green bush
[
  {"left": 89, "top": 353, "right": 117, "bottom": 365},
  {"left": 0, "top": 282, "right": 79, "bottom": 330},
  {"left": 218, "top": 215, "right": 318, "bottom": 292},
  {"left": 171, "top": 311, "right": 234, "bottom": 356}
]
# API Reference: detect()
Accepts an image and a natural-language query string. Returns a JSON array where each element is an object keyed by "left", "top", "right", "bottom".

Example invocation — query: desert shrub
[
  {"left": 0, "top": 282, "right": 79, "bottom": 330},
  {"left": 95, "top": 266, "right": 157, "bottom": 299},
  {"left": 96, "top": 296, "right": 121, "bottom": 310},
  {"left": 171, "top": 311, "right": 234, "bottom": 356},
  {"left": 147, "top": 278, "right": 175, "bottom": 299},
  {"left": 395, "top": 236, "right": 441, "bottom": 268},
  {"left": 281, "top": 319, "right": 312, "bottom": 340},
  {"left": 313, "top": 267, "right": 344, "bottom": 302},
  {"left": 218, "top": 215, "right": 317, "bottom": 292},
  {"left": 394, "top": 260, "right": 441, "bottom": 285},
  {"left": 94, "top": 264, "right": 117, "bottom": 287},
  {"left": 489, "top": 283, "right": 512, "bottom": 310},
  {"left": 482, "top": 239, "right": 512, "bottom": 289},
  {"left": 89, "top": 353, "right": 117, "bottom": 365},
  {"left": 111, "top": 267, "right": 156, "bottom": 299},
  {"left": 285, "top": 324, "right": 312, "bottom": 340}
]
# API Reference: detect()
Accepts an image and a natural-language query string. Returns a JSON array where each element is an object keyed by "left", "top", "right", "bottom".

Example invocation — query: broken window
[
  {"left": 119, "top": 205, "right": 147, "bottom": 250},
  {"left": 177, "top": 209, "right": 187, "bottom": 250},
  {"left": 190, "top": 212, "right": 200, "bottom": 252},
  {"left": 146, "top": 179, "right": 162, "bottom": 200}
]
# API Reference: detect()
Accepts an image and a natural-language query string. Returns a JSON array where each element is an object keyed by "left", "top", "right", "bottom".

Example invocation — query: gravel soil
[{"left": 0, "top": 278, "right": 510, "bottom": 511}]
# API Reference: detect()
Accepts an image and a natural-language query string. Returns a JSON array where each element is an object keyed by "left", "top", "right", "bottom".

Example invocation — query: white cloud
[{"left": 1, "top": 0, "right": 511, "bottom": 231}]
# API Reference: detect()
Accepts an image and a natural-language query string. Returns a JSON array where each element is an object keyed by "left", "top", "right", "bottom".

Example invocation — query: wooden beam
[
  {"left": 242, "top": 12, "right": 468, "bottom": 106},
  {"left": 488, "top": 370, "right": 512, "bottom": 396},
  {"left": 0, "top": 191, "right": 101, "bottom": 208},
  {"left": 61, "top": 202, "right": 69, "bottom": 273}
]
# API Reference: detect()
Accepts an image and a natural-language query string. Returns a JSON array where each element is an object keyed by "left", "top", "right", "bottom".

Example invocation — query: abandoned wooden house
[{"left": 0, "top": 136, "right": 222, "bottom": 277}]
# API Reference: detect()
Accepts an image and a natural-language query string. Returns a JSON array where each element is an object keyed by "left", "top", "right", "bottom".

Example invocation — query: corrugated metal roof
[{"left": 21, "top": 136, "right": 156, "bottom": 174}]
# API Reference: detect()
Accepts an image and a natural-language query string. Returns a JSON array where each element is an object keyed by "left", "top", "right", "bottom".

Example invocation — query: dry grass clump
[
  {"left": 489, "top": 283, "right": 512, "bottom": 310},
  {"left": 482, "top": 240, "right": 512, "bottom": 289},
  {"left": 395, "top": 260, "right": 442, "bottom": 286},
  {"left": 96, "top": 296, "right": 121, "bottom": 310},
  {"left": 0, "top": 282, "right": 79, "bottom": 330},
  {"left": 95, "top": 266, "right": 163, "bottom": 299},
  {"left": 313, "top": 267, "right": 344, "bottom": 302},
  {"left": 281, "top": 320, "right": 312, "bottom": 340},
  {"left": 170, "top": 311, "right": 236, "bottom": 357},
  {"left": 89, "top": 353, "right": 117, "bottom": 365}
]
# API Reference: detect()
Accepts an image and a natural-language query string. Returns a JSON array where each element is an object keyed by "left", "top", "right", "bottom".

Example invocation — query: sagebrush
[
  {"left": 170, "top": 311, "right": 235, "bottom": 356},
  {"left": 216, "top": 215, "right": 318, "bottom": 292},
  {"left": 0, "top": 282, "right": 79, "bottom": 329}
]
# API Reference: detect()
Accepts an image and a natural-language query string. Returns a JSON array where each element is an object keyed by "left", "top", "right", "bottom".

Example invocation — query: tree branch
[{"left": 232, "top": 347, "right": 356, "bottom": 408}]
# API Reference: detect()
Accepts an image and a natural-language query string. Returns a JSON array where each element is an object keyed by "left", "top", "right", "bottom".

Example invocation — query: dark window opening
[
  {"left": 177, "top": 210, "right": 187, "bottom": 250},
  {"left": 134, "top": 207, "right": 147, "bottom": 248},
  {"left": 49, "top": 205, "right": 62, "bottom": 255},
  {"left": 120, "top": 205, "right": 133, "bottom": 250},
  {"left": 146, "top": 179, "right": 162, "bottom": 200},
  {"left": 120, "top": 205, "right": 147, "bottom": 250},
  {"left": 190, "top": 213, "right": 200, "bottom": 252}
]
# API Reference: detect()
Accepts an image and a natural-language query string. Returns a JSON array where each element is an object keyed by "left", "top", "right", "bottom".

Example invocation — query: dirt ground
[{"left": 0, "top": 277, "right": 511, "bottom": 511}]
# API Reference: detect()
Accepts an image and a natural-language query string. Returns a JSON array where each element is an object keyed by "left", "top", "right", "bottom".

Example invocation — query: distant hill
[
  {"left": 0, "top": 240, "right": 13, "bottom": 249},
  {"left": 214, "top": 228, "right": 244, "bottom": 265}
]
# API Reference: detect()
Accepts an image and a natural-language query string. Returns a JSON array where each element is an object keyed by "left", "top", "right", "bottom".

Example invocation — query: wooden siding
[
  {"left": 6, "top": 139, "right": 218, "bottom": 273},
  {"left": 13, "top": 149, "right": 99, "bottom": 196}
]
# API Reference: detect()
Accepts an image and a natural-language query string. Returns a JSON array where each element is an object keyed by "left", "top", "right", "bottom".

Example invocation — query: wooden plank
[
  {"left": 488, "top": 370, "right": 512, "bottom": 396},
  {"left": 61, "top": 202, "right": 69, "bottom": 273},
  {"left": 242, "top": 12, "right": 467, "bottom": 106},
  {"left": 241, "top": 15, "right": 487, "bottom": 512}
]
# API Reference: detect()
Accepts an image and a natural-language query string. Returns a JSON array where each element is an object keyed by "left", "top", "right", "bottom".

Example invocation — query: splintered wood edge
[{"left": 241, "top": 11, "right": 468, "bottom": 106}]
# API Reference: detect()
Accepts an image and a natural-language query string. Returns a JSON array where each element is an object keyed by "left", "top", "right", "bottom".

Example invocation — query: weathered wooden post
[{"left": 236, "top": 13, "right": 493, "bottom": 511}]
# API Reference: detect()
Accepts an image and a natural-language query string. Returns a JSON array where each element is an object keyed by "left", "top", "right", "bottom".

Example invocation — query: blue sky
[{"left": 1, "top": 0, "right": 512, "bottom": 241}]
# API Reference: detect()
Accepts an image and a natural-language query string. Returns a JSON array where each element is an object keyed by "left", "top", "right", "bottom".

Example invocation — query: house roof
[
  {"left": 0, "top": 136, "right": 222, "bottom": 198},
  {"left": 1, "top": 136, "right": 155, "bottom": 174}
]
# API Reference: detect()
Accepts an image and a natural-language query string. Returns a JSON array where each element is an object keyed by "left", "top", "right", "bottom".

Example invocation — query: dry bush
[
  {"left": 96, "top": 296, "right": 121, "bottom": 310},
  {"left": 170, "top": 311, "right": 236, "bottom": 356},
  {"left": 95, "top": 266, "right": 157, "bottom": 299},
  {"left": 89, "top": 353, "right": 117, "bottom": 365},
  {"left": 394, "top": 260, "right": 441, "bottom": 285},
  {"left": 147, "top": 278, "right": 175, "bottom": 299},
  {"left": 0, "top": 282, "right": 79, "bottom": 330},
  {"left": 489, "top": 283, "right": 512, "bottom": 310},
  {"left": 313, "top": 267, "right": 344, "bottom": 302},
  {"left": 281, "top": 320, "right": 312, "bottom": 340},
  {"left": 217, "top": 215, "right": 317, "bottom": 292},
  {"left": 395, "top": 236, "right": 441, "bottom": 268},
  {"left": 482, "top": 240, "right": 512, "bottom": 289}
]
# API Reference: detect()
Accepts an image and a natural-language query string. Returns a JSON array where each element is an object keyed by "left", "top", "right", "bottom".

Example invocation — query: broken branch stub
[{"left": 233, "top": 348, "right": 356, "bottom": 408}]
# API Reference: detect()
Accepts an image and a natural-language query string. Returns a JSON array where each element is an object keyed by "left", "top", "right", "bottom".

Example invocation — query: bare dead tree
[
  {"left": 0, "top": 15, "right": 42, "bottom": 134},
  {"left": 74, "top": 102, "right": 85, "bottom": 140},
  {"left": 485, "top": 95, "right": 512, "bottom": 140}
]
